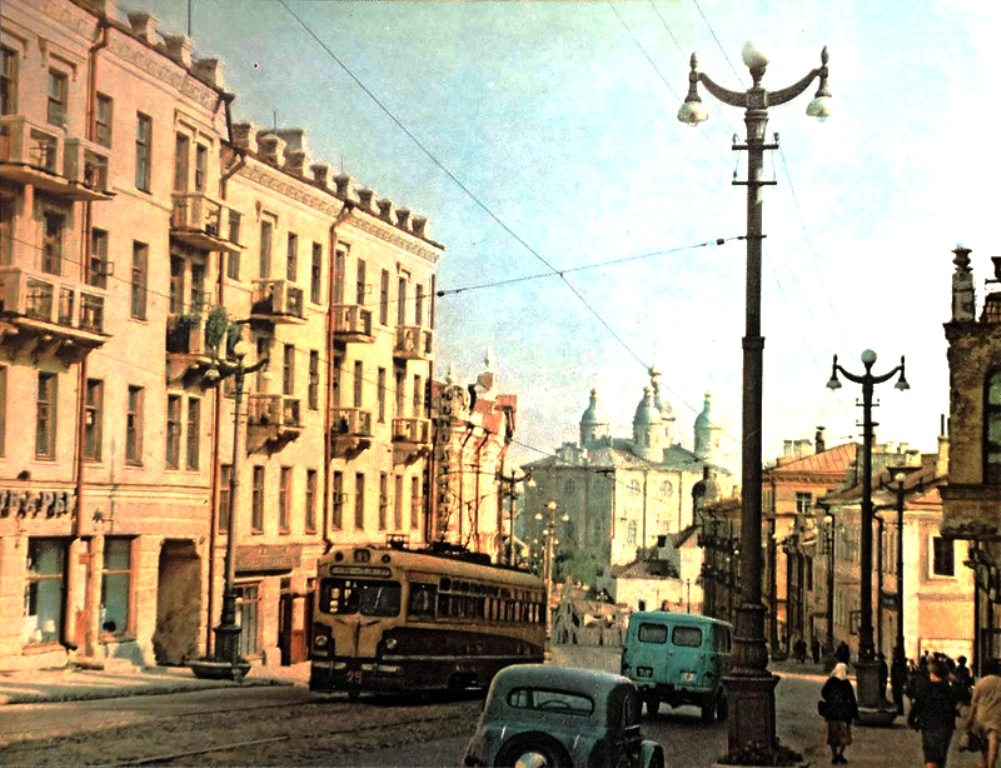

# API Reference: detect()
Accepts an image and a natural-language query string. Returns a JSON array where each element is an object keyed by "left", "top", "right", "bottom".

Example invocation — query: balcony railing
[
  {"left": 394, "top": 325, "right": 434, "bottom": 360},
  {"left": 0, "top": 265, "right": 108, "bottom": 345},
  {"left": 330, "top": 407, "right": 373, "bottom": 438},
  {"left": 250, "top": 280, "right": 305, "bottom": 323},
  {"left": 0, "top": 116, "right": 113, "bottom": 201},
  {"left": 171, "top": 192, "right": 243, "bottom": 253},
  {"left": 331, "top": 304, "right": 374, "bottom": 343},
  {"left": 392, "top": 417, "right": 431, "bottom": 445},
  {"left": 247, "top": 394, "right": 303, "bottom": 430},
  {"left": 166, "top": 314, "right": 206, "bottom": 355}
]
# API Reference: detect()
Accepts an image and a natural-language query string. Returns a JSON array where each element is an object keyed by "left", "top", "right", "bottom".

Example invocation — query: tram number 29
[{"left": 346, "top": 670, "right": 363, "bottom": 685}]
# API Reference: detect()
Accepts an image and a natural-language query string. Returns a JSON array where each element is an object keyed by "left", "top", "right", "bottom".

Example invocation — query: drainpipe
[
  {"left": 321, "top": 204, "right": 355, "bottom": 553},
  {"left": 65, "top": 16, "right": 111, "bottom": 656}
]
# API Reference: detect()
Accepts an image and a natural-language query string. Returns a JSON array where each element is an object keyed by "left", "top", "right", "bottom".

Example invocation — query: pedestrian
[
  {"left": 891, "top": 648, "right": 908, "bottom": 714},
  {"left": 835, "top": 640, "right": 851, "bottom": 665},
  {"left": 967, "top": 659, "right": 1001, "bottom": 768},
  {"left": 812, "top": 637, "right": 822, "bottom": 664},
  {"left": 796, "top": 637, "right": 808, "bottom": 664},
  {"left": 908, "top": 659, "right": 957, "bottom": 768},
  {"left": 954, "top": 656, "right": 974, "bottom": 707},
  {"left": 821, "top": 662, "right": 859, "bottom": 765},
  {"left": 877, "top": 652, "right": 889, "bottom": 700}
]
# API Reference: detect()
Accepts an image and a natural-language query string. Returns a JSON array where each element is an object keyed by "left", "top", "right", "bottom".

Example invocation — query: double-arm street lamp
[
  {"left": 191, "top": 340, "right": 268, "bottom": 681},
  {"left": 499, "top": 469, "right": 534, "bottom": 566},
  {"left": 826, "top": 349, "right": 909, "bottom": 722},
  {"left": 678, "top": 41, "right": 831, "bottom": 758}
]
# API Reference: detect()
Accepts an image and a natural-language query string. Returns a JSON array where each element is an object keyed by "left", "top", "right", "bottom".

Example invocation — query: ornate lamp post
[
  {"left": 821, "top": 509, "right": 836, "bottom": 667},
  {"left": 826, "top": 349, "right": 909, "bottom": 722},
  {"left": 882, "top": 467, "right": 918, "bottom": 712},
  {"left": 190, "top": 340, "right": 268, "bottom": 681},
  {"left": 679, "top": 41, "right": 830, "bottom": 758},
  {"left": 499, "top": 469, "right": 534, "bottom": 566}
]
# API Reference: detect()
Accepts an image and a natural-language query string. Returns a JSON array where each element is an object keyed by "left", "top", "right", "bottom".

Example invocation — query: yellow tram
[{"left": 309, "top": 542, "right": 546, "bottom": 697}]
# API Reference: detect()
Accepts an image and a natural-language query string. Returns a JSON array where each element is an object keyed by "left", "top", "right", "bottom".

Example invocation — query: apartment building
[{"left": 0, "top": 0, "right": 441, "bottom": 672}]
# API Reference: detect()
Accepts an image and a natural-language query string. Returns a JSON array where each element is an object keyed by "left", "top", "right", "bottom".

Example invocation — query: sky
[{"left": 135, "top": 0, "right": 1001, "bottom": 474}]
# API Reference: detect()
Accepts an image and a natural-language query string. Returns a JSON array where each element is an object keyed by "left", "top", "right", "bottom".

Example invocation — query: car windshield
[{"left": 319, "top": 578, "right": 401, "bottom": 616}]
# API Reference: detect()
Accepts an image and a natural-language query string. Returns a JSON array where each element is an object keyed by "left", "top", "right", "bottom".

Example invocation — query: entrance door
[
  {"left": 153, "top": 540, "right": 200, "bottom": 666},
  {"left": 278, "top": 591, "right": 310, "bottom": 665}
]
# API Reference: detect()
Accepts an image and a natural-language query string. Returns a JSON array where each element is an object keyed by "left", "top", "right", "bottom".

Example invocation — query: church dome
[
  {"left": 695, "top": 393, "right": 713, "bottom": 429},
  {"left": 581, "top": 388, "right": 608, "bottom": 426},
  {"left": 633, "top": 386, "right": 662, "bottom": 426}
]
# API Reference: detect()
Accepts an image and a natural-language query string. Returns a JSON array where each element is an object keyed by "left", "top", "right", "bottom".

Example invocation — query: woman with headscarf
[{"left": 821, "top": 662, "right": 860, "bottom": 764}]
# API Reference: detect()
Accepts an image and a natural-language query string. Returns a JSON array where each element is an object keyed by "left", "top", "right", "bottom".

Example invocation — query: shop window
[
  {"left": 23, "top": 539, "right": 66, "bottom": 644},
  {"left": 101, "top": 538, "right": 132, "bottom": 636},
  {"left": 236, "top": 583, "right": 260, "bottom": 658}
]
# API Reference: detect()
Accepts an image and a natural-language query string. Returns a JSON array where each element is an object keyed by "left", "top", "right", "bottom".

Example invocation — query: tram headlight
[{"left": 384, "top": 637, "right": 398, "bottom": 651}]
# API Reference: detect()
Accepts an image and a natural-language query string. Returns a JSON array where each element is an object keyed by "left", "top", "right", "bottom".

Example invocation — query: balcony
[
  {"left": 0, "top": 116, "right": 113, "bottom": 201},
  {"left": 250, "top": 280, "right": 305, "bottom": 324},
  {"left": 0, "top": 265, "right": 109, "bottom": 364},
  {"left": 165, "top": 314, "right": 214, "bottom": 385},
  {"left": 329, "top": 406, "right": 373, "bottom": 456},
  {"left": 331, "top": 304, "right": 374, "bottom": 344},
  {"left": 393, "top": 325, "right": 433, "bottom": 361},
  {"left": 246, "top": 394, "right": 303, "bottom": 453},
  {"left": 392, "top": 417, "right": 431, "bottom": 463},
  {"left": 170, "top": 192, "right": 243, "bottom": 253}
]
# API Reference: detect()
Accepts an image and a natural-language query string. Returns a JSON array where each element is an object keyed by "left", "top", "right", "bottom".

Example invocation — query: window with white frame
[{"left": 47, "top": 69, "right": 68, "bottom": 126}]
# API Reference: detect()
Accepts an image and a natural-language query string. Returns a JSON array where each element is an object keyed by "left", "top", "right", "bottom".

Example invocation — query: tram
[{"left": 309, "top": 541, "right": 547, "bottom": 697}]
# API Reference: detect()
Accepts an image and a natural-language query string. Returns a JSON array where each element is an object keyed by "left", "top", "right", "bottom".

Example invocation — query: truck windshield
[{"left": 320, "top": 578, "right": 401, "bottom": 616}]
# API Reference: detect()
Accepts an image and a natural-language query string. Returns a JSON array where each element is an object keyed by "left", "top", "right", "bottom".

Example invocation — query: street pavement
[{"left": 0, "top": 651, "right": 979, "bottom": 767}]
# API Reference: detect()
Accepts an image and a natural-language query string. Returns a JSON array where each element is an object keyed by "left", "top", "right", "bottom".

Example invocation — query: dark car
[{"left": 462, "top": 664, "right": 666, "bottom": 768}]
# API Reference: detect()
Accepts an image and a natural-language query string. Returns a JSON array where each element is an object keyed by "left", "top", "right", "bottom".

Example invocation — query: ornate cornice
[
  {"left": 107, "top": 33, "right": 218, "bottom": 111},
  {"left": 349, "top": 216, "right": 441, "bottom": 264},
  {"left": 238, "top": 163, "right": 341, "bottom": 217}
]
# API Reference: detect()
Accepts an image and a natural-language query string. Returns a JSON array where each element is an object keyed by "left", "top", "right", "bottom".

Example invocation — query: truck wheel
[{"left": 495, "top": 734, "right": 572, "bottom": 768}]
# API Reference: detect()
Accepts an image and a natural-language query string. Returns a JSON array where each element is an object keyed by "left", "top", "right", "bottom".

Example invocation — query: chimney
[
  {"left": 951, "top": 245, "right": 976, "bottom": 322},
  {"left": 333, "top": 174, "right": 352, "bottom": 200},
  {"left": 311, "top": 163, "right": 330, "bottom": 189},
  {"left": 285, "top": 149, "right": 307, "bottom": 176},
  {"left": 256, "top": 132, "right": 286, "bottom": 165},
  {"left": 356, "top": 188, "right": 376, "bottom": 212},
  {"left": 163, "top": 35, "right": 194, "bottom": 68},
  {"left": 411, "top": 215, "right": 427, "bottom": 239},
  {"left": 79, "top": 0, "right": 117, "bottom": 16},
  {"left": 275, "top": 128, "right": 305, "bottom": 154},
  {"left": 193, "top": 58, "right": 224, "bottom": 88},
  {"left": 127, "top": 11, "right": 159, "bottom": 45},
  {"left": 232, "top": 121, "right": 255, "bottom": 149},
  {"left": 377, "top": 198, "right": 393, "bottom": 222},
  {"left": 395, "top": 207, "right": 411, "bottom": 231},
  {"left": 815, "top": 425, "right": 826, "bottom": 453}
]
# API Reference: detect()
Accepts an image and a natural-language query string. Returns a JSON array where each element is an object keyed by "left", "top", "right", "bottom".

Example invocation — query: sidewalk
[{"left": 0, "top": 659, "right": 309, "bottom": 706}]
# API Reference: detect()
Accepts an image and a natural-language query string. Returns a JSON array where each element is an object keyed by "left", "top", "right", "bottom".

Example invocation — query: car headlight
[{"left": 385, "top": 637, "right": 398, "bottom": 651}]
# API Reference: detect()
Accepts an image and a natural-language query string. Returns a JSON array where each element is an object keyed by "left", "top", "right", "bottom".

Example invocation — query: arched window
[{"left": 986, "top": 369, "right": 1001, "bottom": 483}]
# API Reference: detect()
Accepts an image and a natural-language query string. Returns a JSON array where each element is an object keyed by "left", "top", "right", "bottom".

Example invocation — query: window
[
  {"left": 377, "top": 368, "right": 387, "bottom": 424},
  {"left": 0, "top": 196, "right": 12, "bottom": 265},
  {"left": 279, "top": 467, "right": 292, "bottom": 534},
  {"left": 332, "top": 356, "right": 342, "bottom": 407},
  {"left": 235, "top": 584, "right": 260, "bottom": 657},
  {"left": 0, "top": 366, "right": 6, "bottom": 457},
  {"left": 356, "top": 259, "right": 367, "bottom": 305},
  {"left": 42, "top": 211, "right": 65, "bottom": 275},
  {"left": 283, "top": 344, "right": 294, "bottom": 396},
  {"left": 415, "top": 284, "right": 424, "bottom": 326},
  {"left": 308, "top": 351, "right": 319, "bottom": 410},
  {"left": 84, "top": 379, "right": 103, "bottom": 461},
  {"left": 430, "top": 275, "right": 436, "bottom": 328},
  {"left": 986, "top": 370, "right": 1001, "bottom": 483},
  {"left": 379, "top": 473, "right": 389, "bottom": 531},
  {"left": 173, "top": 133, "right": 190, "bottom": 191},
  {"left": 169, "top": 255, "right": 184, "bottom": 314},
  {"left": 227, "top": 250, "right": 240, "bottom": 281},
  {"left": 413, "top": 375, "right": 423, "bottom": 414},
  {"left": 252, "top": 466, "right": 265, "bottom": 533},
  {"left": 287, "top": 233, "right": 298, "bottom": 282},
  {"left": 627, "top": 520, "right": 637, "bottom": 545},
  {"left": 101, "top": 539, "right": 132, "bottom": 636},
  {"left": 672, "top": 625, "right": 703, "bottom": 648},
  {"left": 166, "top": 394, "right": 181, "bottom": 469},
  {"left": 311, "top": 242, "right": 323, "bottom": 304},
  {"left": 23, "top": 539, "right": 66, "bottom": 644},
  {"left": 305, "top": 469, "right": 318, "bottom": 533},
  {"left": 353, "top": 361, "right": 363, "bottom": 408},
  {"left": 332, "top": 471, "right": 344, "bottom": 529},
  {"left": 186, "top": 398, "right": 200, "bottom": 470},
  {"left": 194, "top": 144, "right": 207, "bottom": 192},
  {"left": 131, "top": 242, "right": 148, "bottom": 320},
  {"left": 795, "top": 492, "right": 813, "bottom": 516},
  {"left": 47, "top": 69, "right": 68, "bottom": 126},
  {"left": 126, "top": 385, "right": 143, "bottom": 465},
  {"left": 89, "top": 229, "right": 109, "bottom": 289},
  {"left": 259, "top": 220, "right": 273, "bottom": 279},
  {"left": 638, "top": 623, "right": 668, "bottom": 644},
  {"left": 397, "top": 277, "right": 407, "bottom": 325},
  {"left": 95, "top": 93, "right": 112, "bottom": 147},
  {"left": 332, "top": 247, "right": 345, "bottom": 305},
  {"left": 394, "top": 475, "right": 404, "bottom": 529},
  {"left": 932, "top": 537, "right": 955, "bottom": 576},
  {"left": 219, "top": 464, "right": 232, "bottom": 532},
  {"left": 395, "top": 370, "right": 405, "bottom": 418},
  {"left": 380, "top": 269, "right": 389, "bottom": 325},
  {"left": 135, "top": 114, "right": 152, "bottom": 191},
  {"left": 410, "top": 476, "right": 420, "bottom": 529},
  {"left": 1, "top": 46, "right": 17, "bottom": 115},
  {"left": 190, "top": 263, "right": 206, "bottom": 313},
  {"left": 354, "top": 473, "right": 365, "bottom": 530},
  {"left": 36, "top": 372, "right": 57, "bottom": 459}
]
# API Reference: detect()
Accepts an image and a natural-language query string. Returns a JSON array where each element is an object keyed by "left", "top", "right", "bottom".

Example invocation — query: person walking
[
  {"left": 908, "top": 659, "right": 957, "bottom": 768},
  {"left": 812, "top": 637, "right": 822, "bottom": 664},
  {"left": 967, "top": 659, "right": 1001, "bottom": 768},
  {"left": 836, "top": 640, "right": 851, "bottom": 666},
  {"left": 821, "top": 662, "right": 859, "bottom": 765}
]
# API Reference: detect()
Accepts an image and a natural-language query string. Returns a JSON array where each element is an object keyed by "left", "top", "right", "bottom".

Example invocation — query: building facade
[{"left": 0, "top": 0, "right": 442, "bottom": 671}]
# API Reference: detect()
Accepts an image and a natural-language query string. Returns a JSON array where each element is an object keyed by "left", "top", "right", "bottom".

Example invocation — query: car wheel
[
  {"left": 716, "top": 693, "right": 728, "bottom": 721},
  {"left": 645, "top": 696, "right": 660, "bottom": 717},
  {"left": 495, "top": 734, "right": 573, "bottom": 768},
  {"left": 700, "top": 696, "right": 715, "bottom": 722}
]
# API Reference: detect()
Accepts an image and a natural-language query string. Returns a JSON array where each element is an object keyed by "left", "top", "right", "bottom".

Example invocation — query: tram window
[
  {"left": 359, "top": 584, "right": 401, "bottom": 616},
  {"left": 320, "top": 578, "right": 401, "bottom": 617},
  {"left": 408, "top": 583, "right": 436, "bottom": 617}
]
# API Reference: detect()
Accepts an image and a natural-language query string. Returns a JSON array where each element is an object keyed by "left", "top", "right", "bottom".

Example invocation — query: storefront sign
[{"left": 0, "top": 489, "right": 76, "bottom": 518}]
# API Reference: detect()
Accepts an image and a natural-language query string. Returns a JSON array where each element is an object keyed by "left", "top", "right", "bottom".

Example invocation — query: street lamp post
[
  {"left": 499, "top": 469, "right": 534, "bottom": 566},
  {"left": 190, "top": 340, "right": 268, "bottom": 681},
  {"left": 679, "top": 41, "right": 831, "bottom": 758},
  {"left": 535, "top": 501, "right": 568, "bottom": 655},
  {"left": 884, "top": 468, "right": 916, "bottom": 713},
  {"left": 826, "top": 349, "right": 909, "bottom": 723},
  {"left": 822, "top": 510, "right": 836, "bottom": 667}
]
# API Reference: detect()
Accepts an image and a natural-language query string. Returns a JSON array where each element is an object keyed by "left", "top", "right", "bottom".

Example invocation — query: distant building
[{"left": 522, "top": 368, "right": 733, "bottom": 609}]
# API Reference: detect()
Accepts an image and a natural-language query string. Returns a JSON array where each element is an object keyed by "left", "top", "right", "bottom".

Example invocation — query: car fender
[{"left": 642, "top": 740, "right": 666, "bottom": 768}]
